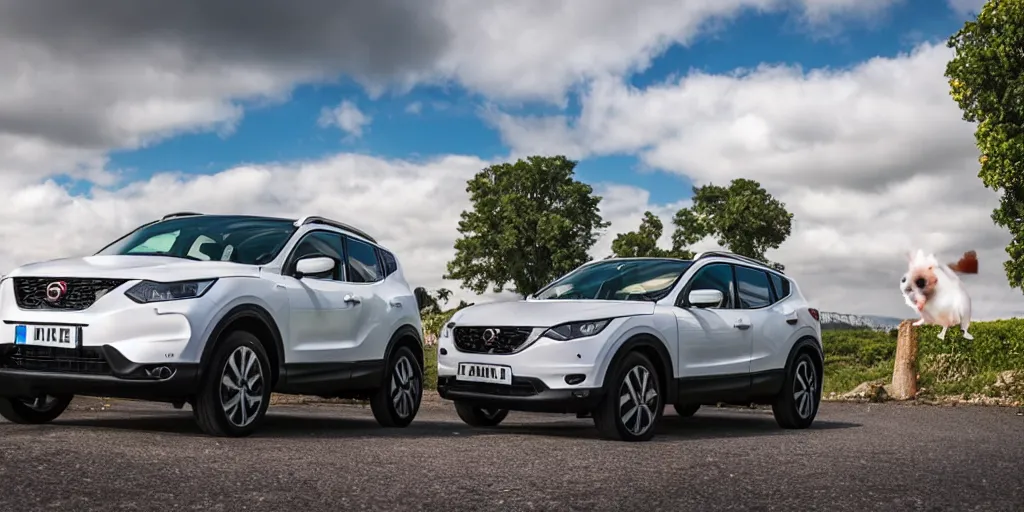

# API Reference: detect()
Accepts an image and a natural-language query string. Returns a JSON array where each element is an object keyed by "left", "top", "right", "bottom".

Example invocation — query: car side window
[
  {"left": 684, "top": 263, "right": 735, "bottom": 309},
  {"left": 769, "top": 272, "right": 790, "bottom": 301},
  {"left": 345, "top": 237, "right": 383, "bottom": 283},
  {"left": 734, "top": 265, "right": 772, "bottom": 309},
  {"left": 290, "top": 231, "right": 346, "bottom": 281},
  {"left": 380, "top": 249, "right": 398, "bottom": 277}
]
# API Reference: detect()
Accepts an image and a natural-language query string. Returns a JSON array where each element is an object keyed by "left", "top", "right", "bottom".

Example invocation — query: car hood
[
  {"left": 5, "top": 255, "right": 262, "bottom": 281},
  {"left": 449, "top": 300, "right": 655, "bottom": 328}
]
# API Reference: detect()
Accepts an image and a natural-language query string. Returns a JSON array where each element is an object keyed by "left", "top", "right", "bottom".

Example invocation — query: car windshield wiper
[{"left": 126, "top": 252, "right": 203, "bottom": 262}]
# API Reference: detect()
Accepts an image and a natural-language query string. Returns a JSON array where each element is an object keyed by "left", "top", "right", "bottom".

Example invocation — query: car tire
[
  {"left": 0, "top": 394, "right": 73, "bottom": 424},
  {"left": 193, "top": 330, "right": 273, "bottom": 437},
  {"left": 593, "top": 351, "right": 663, "bottom": 442},
  {"left": 772, "top": 352, "right": 821, "bottom": 429},
  {"left": 371, "top": 345, "right": 423, "bottom": 428},
  {"left": 673, "top": 403, "right": 700, "bottom": 417},
  {"left": 453, "top": 401, "right": 509, "bottom": 427}
]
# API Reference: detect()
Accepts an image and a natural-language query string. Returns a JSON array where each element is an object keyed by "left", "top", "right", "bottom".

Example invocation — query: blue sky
[{"left": 105, "top": 0, "right": 971, "bottom": 206}]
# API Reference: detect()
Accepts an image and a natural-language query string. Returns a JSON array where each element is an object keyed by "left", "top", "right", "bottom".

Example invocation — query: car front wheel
[
  {"left": 193, "top": 330, "right": 272, "bottom": 437},
  {"left": 593, "top": 351, "right": 663, "bottom": 442},
  {"left": 371, "top": 345, "right": 423, "bottom": 427},
  {"left": 0, "top": 394, "right": 73, "bottom": 424},
  {"left": 772, "top": 352, "right": 821, "bottom": 429}
]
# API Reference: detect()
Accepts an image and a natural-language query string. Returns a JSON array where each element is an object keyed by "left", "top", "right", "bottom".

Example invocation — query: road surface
[{"left": 0, "top": 396, "right": 1021, "bottom": 511}]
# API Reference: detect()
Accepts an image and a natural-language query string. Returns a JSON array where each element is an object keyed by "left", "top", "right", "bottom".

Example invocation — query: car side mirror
[
  {"left": 294, "top": 256, "right": 335, "bottom": 279},
  {"left": 687, "top": 289, "right": 723, "bottom": 308}
]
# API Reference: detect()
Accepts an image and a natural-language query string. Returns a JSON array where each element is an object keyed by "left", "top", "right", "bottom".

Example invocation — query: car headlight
[
  {"left": 542, "top": 319, "right": 611, "bottom": 341},
  {"left": 124, "top": 279, "right": 217, "bottom": 303},
  {"left": 441, "top": 322, "right": 454, "bottom": 338}
]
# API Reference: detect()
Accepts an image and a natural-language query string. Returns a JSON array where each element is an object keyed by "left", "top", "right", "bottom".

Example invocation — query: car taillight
[{"left": 808, "top": 308, "right": 820, "bottom": 322}]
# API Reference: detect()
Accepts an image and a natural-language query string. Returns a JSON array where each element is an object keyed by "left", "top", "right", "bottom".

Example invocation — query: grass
[
  {"left": 822, "top": 320, "right": 1024, "bottom": 402},
  {"left": 423, "top": 344, "right": 438, "bottom": 390}
]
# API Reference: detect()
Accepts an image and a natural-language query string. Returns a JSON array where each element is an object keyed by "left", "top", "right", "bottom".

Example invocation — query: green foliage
[
  {"left": 420, "top": 301, "right": 474, "bottom": 390},
  {"left": 444, "top": 155, "right": 611, "bottom": 297},
  {"left": 670, "top": 178, "right": 793, "bottom": 269},
  {"left": 424, "top": 343, "right": 438, "bottom": 390},
  {"left": 822, "top": 319, "right": 1024, "bottom": 399},
  {"left": 610, "top": 211, "right": 694, "bottom": 259},
  {"left": 945, "top": 0, "right": 1024, "bottom": 291}
]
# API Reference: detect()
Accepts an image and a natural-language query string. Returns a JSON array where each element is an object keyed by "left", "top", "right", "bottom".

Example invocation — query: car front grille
[
  {"left": 12, "top": 277, "right": 128, "bottom": 311},
  {"left": 453, "top": 326, "right": 534, "bottom": 354},
  {"left": 0, "top": 345, "right": 111, "bottom": 375}
]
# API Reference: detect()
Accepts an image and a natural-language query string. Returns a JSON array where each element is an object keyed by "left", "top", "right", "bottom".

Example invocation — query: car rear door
[{"left": 337, "top": 235, "right": 392, "bottom": 362}]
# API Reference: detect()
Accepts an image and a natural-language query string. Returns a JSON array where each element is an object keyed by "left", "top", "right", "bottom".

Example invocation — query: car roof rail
[
  {"left": 694, "top": 250, "right": 783, "bottom": 274},
  {"left": 294, "top": 215, "right": 377, "bottom": 244},
  {"left": 161, "top": 211, "right": 204, "bottom": 221}
]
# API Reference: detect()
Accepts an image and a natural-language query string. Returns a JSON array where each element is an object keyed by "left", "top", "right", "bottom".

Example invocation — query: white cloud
[
  {"left": 947, "top": 0, "right": 986, "bottom": 16},
  {"left": 423, "top": 0, "right": 905, "bottom": 103},
  {"left": 318, "top": 100, "right": 373, "bottom": 138},
  {"left": 491, "top": 41, "right": 1024, "bottom": 320},
  {"left": 405, "top": 102, "right": 423, "bottom": 115}
]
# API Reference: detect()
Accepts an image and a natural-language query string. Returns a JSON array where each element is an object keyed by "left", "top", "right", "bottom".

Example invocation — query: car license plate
[
  {"left": 457, "top": 362, "right": 513, "bottom": 385},
  {"left": 14, "top": 324, "right": 79, "bottom": 349}
]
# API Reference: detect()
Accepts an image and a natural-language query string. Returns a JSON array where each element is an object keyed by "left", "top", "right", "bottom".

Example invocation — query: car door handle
[
  {"left": 343, "top": 294, "right": 362, "bottom": 305},
  {"left": 733, "top": 319, "right": 751, "bottom": 330},
  {"left": 389, "top": 300, "right": 402, "bottom": 308}
]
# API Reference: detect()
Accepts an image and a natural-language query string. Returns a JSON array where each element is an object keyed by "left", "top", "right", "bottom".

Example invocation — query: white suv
[
  {"left": 0, "top": 213, "right": 425, "bottom": 437},
  {"left": 435, "top": 252, "right": 823, "bottom": 442}
]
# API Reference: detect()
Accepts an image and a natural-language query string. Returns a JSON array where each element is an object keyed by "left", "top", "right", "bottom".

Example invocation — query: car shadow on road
[
  {"left": 51, "top": 406, "right": 859, "bottom": 441},
  {"left": 53, "top": 411, "right": 472, "bottom": 439},
  {"left": 493, "top": 409, "right": 861, "bottom": 442}
]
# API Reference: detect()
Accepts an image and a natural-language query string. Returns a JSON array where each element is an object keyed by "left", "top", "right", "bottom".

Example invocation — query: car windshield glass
[
  {"left": 96, "top": 215, "right": 297, "bottom": 266},
  {"left": 534, "top": 259, "right": 693, "bottom": 301}
]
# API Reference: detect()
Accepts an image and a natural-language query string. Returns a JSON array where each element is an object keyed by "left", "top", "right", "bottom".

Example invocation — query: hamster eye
[{"left": 901, "top": 276, "right": 906, "bottom": 283}]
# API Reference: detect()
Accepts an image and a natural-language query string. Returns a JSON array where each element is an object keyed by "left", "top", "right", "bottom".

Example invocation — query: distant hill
[{"left": 819, "top": 311, "right": 905, "bottom": 331}]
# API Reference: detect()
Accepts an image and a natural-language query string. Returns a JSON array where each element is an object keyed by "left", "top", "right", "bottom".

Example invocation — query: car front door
[
  {"left": 280, "top": 230, "right": 365, "bottom": 364},
  {"left": 673, "top": 262, "right": 753, "bottom": 383}
]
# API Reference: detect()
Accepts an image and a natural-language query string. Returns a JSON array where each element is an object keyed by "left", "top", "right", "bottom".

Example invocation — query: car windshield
[
  {"left": 96, "top": 215, "right": 298, "bottom": 266},
  {"left": 533, "top": 258, "right": 693, "bottom": 302}
]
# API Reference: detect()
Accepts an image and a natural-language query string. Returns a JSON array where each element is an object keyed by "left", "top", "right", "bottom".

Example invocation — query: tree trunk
[{"left": 891, "top": 320, "right": 920, "bottom": 400}]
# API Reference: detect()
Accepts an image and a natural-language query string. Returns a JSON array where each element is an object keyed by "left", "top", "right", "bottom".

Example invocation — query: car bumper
[
  {"left": 0, "top": 343, "right": 199, "bottom": 400},
  {"left": 435, "top": 326, "right": 618, "bottom": 413},
  {"left": 436, "top": 330, "right": 612, "bottom": 391},
  {"left": 436, "top": 376, "right": 605, "bottom": 413}
]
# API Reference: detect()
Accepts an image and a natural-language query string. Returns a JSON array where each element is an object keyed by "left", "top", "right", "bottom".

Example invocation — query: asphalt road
[{"left": 0, "top": 396, "right": 1021, "bottom": 512}]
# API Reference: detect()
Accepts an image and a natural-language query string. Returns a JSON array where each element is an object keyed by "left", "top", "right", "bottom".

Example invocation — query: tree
[
  {"left": 413, "top": 287, "right": 439, "bottom": 313},
  {"left": 945, "top": 0, "right": 1024, "bottom": 290},
  {"left": 611, "top": 211, "right": 694, "bottom": 259},
  {"left": 435, "top": 288, "right": 452, "bottom": 305},
  {"left": 445, "top": 155, "right": 611, "bottom": 296},
  {"left": 670, "top": 178, "right": 793, "bottom": 269}
]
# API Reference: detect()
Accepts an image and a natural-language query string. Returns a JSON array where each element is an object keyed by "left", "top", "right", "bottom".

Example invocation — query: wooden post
[{"left": 891, "top": 320, "right": 919, "bottom": 400}]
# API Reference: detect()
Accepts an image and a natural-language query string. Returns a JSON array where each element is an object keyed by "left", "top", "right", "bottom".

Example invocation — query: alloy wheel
[
  {"left": 793, "top": 359, "right": 817, "bottom": 419},
  {"left": 390, "top": 355, "right": 420, "bottom": 419},
  {"left": 619, "top": 365, "right": 659, "bottom": 436},
  {"left": 220, "top": 345, "right": 264, "bottom": 428}
]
